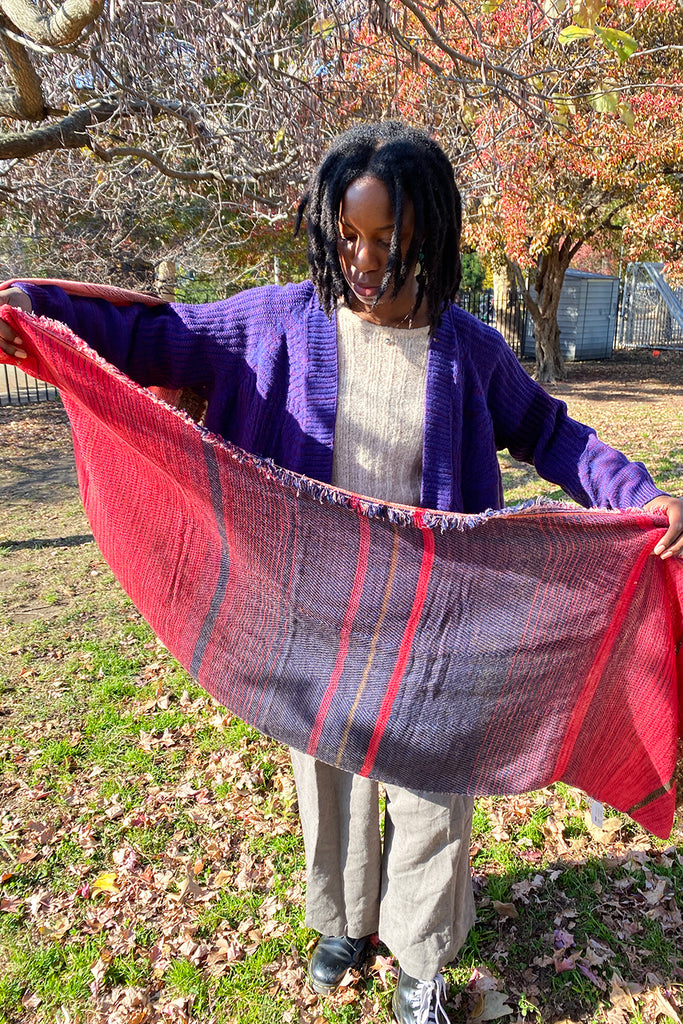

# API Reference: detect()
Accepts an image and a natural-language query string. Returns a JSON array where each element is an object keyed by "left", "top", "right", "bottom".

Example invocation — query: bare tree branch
[
  {"left": 0, "top": 99, "right": 115, "bottom": 156},
  {"left": 3, "top": 0, "right": 104, "bottom": 46},
  {"left": 0, "top": 11, "right": 43, "bottom": 116}
]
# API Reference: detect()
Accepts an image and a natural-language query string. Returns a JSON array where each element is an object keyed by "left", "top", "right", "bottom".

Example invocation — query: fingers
[
  {"left": 0, "top": 337, "right": 28, "bottom": 360},
  {"left": 0, "top": 322, "right": 27, "bottom": 360},
  {"left": 0, "top": 287, "right": 31, "bottom": 359},
  {"left": 645, "top": 496, "right": 683, "bottom": 559},
  {"left": 653, "top": 523, "right": 683, "bottom": 560}
]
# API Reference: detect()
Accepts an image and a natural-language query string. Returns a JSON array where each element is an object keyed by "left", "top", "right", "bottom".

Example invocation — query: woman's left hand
[{"left": 643, "top": 495, "right": 683, "bottom": 559}]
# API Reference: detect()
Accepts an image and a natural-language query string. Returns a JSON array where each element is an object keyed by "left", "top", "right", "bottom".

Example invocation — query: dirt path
[{"left": 0, "top": 403, "right": 96, "bottom": 628}]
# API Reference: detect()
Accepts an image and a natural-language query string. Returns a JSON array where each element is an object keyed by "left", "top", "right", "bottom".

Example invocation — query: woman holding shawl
[{"left": 1, "top": 122, "right": 682, "bottom": 1024}]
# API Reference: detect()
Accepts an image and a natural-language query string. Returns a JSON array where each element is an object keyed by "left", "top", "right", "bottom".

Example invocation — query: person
[{"left": 1, "top": 122, "right": 682, "bottom": 1024}]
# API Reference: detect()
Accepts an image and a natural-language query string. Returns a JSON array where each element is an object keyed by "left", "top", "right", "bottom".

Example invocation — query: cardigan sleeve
[
  {"left": 486, "top": 331, "right": 665, "bottom": 510},
  {"left": 15, "top": 282, "right": 247, "bottom": 394}
]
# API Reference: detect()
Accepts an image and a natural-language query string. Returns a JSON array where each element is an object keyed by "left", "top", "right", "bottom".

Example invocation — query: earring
[{"left": 414, "top": 251, "right": 425, "bottom": 277}]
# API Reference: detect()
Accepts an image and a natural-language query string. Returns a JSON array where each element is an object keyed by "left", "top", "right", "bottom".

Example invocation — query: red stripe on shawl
[
  {"left": 551, "top": 540, "right": 654, "bottom": 781},
  {"left": 307, "top": 509, "right": 371, "bottom": 756},
  {"left": 360, "top": 519, "right": 435, "bottom": 776}
]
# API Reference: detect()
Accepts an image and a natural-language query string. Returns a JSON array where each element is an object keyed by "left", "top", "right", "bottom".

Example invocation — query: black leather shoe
[
  {"left": 392, "top": 969, "right": 450, "bottom": 1024},
  {"left": 308, "top": 934, "right": 370, "bottom": 994}
]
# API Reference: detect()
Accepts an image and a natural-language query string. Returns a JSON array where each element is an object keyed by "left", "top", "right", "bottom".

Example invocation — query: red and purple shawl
[{"left": 2, "top": 285, "right": 682, "bottom": 838}]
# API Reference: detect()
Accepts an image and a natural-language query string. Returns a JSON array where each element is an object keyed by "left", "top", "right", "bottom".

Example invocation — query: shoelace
[{"left": 410, "top": 973, "right": 449, "bottom": 1024}]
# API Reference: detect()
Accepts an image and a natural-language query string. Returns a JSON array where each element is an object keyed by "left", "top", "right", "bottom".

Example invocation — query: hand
[
  {"left": 0, "top": 287, "right": 33, "bottom": 360},
  {"left": 643, "top": 495, "right": 683, "bottom": 559}
]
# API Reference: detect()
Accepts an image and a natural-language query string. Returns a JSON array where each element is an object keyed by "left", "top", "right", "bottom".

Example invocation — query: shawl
[{"left": 2, "top": 286, "right": 682, "bottom": 839}]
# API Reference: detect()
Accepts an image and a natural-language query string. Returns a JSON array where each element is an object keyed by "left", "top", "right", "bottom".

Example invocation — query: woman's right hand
[{"left": 0, "top": 287, "right": 33, "bottom": 359}]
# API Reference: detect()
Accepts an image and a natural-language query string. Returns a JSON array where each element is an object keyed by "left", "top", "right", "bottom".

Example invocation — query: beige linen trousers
[{"left": 290, "top": 750, "right": 476, "bottom": 980}]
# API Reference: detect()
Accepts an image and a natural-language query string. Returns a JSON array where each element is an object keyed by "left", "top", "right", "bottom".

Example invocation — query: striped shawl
[{"left": 1, "top": 290, "right": 682, "bottom": 838}]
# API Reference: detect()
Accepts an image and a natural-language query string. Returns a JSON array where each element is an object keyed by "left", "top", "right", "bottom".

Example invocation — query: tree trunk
[
  {"left": 511, "top": 240, "right": 574, "bottom": 383},
  {"left": 532, "top": 310, "right": 564, "bottom": 382},
  {"left": 155, "top": 259, "right": 176, "bottom": 302}
]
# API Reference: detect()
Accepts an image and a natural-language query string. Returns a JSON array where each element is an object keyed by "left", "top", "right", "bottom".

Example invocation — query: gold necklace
[{"left": 355, "top": 306, "right": 415, "bottom": 330}]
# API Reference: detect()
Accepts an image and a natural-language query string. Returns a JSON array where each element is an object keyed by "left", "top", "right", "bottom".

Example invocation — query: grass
[{"left": 0, "top": 383, "right": 682, "bottom": 1024}]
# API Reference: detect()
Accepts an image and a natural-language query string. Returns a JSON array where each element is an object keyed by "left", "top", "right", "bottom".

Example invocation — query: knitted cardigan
[{"left": 21, "top": 279, "right": 663, "bottom": 514}]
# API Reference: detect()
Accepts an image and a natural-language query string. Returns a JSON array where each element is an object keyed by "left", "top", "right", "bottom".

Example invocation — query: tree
[
  {"left": 460, "top": 251, "right": 486, "bottom": 293},
  {"left": 343, "top": 0, "right": 683, "bottom": 379},
  {"left": 0, "top": 0, "right": 348, "bottom": 282}
]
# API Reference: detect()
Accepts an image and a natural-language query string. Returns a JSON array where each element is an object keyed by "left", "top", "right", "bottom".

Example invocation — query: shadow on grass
[
  {"left": 1, "top": 534, "right": 94, "bottom": 551},
  {"left": 558, "top": 386, "right": 683, "bottom": 404}
]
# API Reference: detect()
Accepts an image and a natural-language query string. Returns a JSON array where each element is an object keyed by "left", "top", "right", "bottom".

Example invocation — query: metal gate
[{"left": 616, "top": 262, "right": 683, "bottom": 350}]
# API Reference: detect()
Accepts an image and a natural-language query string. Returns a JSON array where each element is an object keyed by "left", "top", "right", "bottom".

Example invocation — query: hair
[{"left": 294, "top": 121, "right": 462, "bottom": 327}]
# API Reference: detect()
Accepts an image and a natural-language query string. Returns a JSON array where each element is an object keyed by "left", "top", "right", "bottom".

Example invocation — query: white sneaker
[{"left": 392, "top": 969, "right": 450, "bottom": 1024}]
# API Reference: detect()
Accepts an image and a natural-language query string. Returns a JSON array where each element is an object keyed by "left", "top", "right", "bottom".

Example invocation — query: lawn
[{"left": 0, "top": 350, "right": 682, "bottom": 1024}]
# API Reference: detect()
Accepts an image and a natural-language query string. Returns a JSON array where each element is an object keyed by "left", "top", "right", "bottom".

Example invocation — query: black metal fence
[
  {"left": 457, "top": 288, "right": 528, "bottom": 357},
  {"left": 456, "top": 288, "right": 495, "bottom": 325},
  {"left": 0, "top": 363, "right": 56, "bottom": 407},
  {"left": 10, "top": 266, "right": 683, "bottom": 408}
]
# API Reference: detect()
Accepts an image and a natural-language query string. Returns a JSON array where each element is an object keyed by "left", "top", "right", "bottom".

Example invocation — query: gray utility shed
[{"left": 523, "top": 268, "right": 619, "bottom": 360}]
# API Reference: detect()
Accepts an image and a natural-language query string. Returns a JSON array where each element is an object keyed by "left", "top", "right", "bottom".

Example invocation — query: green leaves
[
  {"left": 558, "top": 21, "right": 638, "bottom": 63},
  {"left": 542, "top": 0, "right": 568, "bottom": 20},
  {"left": 586, "top": 82, "right": 637, "bottom": 127},
  {"left": 618, "top": 101, "right": 636, "bottom": 128},
  {"left": 558, "top": 25, "right": 594, "bottom": 42},
  {"left": 588, "top": 85, "right": 620, "bottom": 114},
  {"left": 595, "top": 25, "right": 638, "bottom": 62}
]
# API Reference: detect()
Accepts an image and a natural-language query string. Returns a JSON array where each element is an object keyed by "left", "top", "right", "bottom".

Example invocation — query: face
[{"left": 337, "top": 175, "right": 421, "bottom": 326}]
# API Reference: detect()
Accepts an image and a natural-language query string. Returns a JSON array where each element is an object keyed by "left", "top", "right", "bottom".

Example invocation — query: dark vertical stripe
[
  {"left": 190, "top": 444, "right": 231, "bottom": 676},
  {"left": 307, "top": 510, "right": 371, "bottom": 757}
]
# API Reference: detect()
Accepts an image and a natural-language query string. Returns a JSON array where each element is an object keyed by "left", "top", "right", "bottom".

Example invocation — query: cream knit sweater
[{"left": 332, "top": 304, "right": 431, "bottom": 506}]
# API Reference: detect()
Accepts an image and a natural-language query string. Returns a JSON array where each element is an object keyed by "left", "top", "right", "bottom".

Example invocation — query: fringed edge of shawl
[{"left": 5, "top": 305, "right": 670, "bottom": 536}]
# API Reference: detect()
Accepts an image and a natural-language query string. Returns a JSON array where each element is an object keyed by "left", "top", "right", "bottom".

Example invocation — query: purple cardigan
[{"left": 22, "top": 279, "right": 663, "bottom": 514}]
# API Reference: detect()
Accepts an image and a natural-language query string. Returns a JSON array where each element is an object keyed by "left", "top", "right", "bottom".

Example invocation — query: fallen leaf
[
  {"left": 38, "top": 914, "right": 72, "bottom": 939},
  {"left": 113, "top": 845, "right": 138, "bottom": 871},
  {"left": 89, "top": 953, "right": 110, "bottom": 997},
  {"left": 585, "top": 810, "right": 624, "bottom": 843},
  {"left": 17, "top": 847, "right": 39, "bottom": 863},
  {"left": 91, "top": 871, "right": 120, "bottom": 894},
  {"left": 577, "top": 961, "right": 604, "bottom": 989},
  {"left": 643, "top": 879, "right": 667, "bottom": 905},
  {"left": 554, "top": 953, "right": 579, "bottom": 973},
  {"left": 470, "top": 989, "right": 514, "bottom": 1021},
  {"left": 606, "top": 976, "right": 637, "bottom": 1023},
  {"left": 492, "top": 901, "right": 519, "bottom": 919},
  {"left": 640, "top": 987, "right": 682, "bottom": 1024},
  {"left": 467, "top": 967, "right": 502, "bottom": 993},
  {"left": 554, "top": 928, "right": 575, "bottom": 949},
  {"left": 0, "top": 896, "right": 22, "bottom": 912}
]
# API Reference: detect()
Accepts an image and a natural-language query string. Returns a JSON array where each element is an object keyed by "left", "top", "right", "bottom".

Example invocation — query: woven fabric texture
[{"left": 2, "top": 298, "right": 682, "bottom": 838}]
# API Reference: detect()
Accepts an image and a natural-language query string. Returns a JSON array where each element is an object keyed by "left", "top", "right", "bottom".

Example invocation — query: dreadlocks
[{"left": 295, "top": 122, "right": 462, "bottom": 328}]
